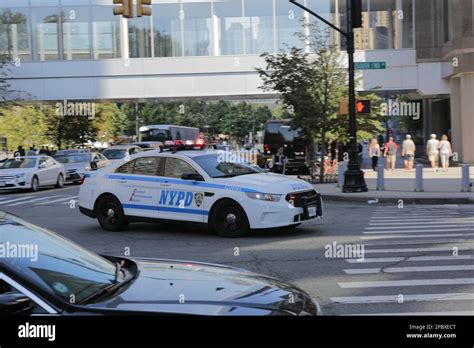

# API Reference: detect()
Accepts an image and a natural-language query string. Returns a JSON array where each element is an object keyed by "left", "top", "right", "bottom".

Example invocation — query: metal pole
[
  {"left": 377, "top": 164, "right": 385, "bottom": 191},
  {"left": 461, "top": 164, "right": 472, "bottom": 192},
  {"left": 343, "top": 0, "right": 368, "bottom": 193},
  {"left": 415, "top": 164, "right": 424, "bottom": 192}
]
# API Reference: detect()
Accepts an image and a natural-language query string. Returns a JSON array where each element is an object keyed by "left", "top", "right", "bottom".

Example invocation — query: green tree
[{"left": 257, "top": 24, "right": 385, "bottom": 180}]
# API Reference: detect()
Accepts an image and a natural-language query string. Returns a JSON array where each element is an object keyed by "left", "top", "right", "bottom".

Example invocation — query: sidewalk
[{"left": 316, "top": 167, "right": 474, "bottom": 204}]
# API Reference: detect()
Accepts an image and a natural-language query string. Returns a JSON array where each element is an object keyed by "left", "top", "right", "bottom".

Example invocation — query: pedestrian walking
[
  {"left": 402, "top": 135, "right": 416, "bottom": 170},
  {"left": 14, "top": 146, "right": 25, "bottom": 157},
  {"left": 383, "top": 137, "right": 398, "bottom": 171},
  {"left": 426, "top": 134, "right": 440, "bottom": 172},
  {"left": 438, "top": 135, "right": 453, "bottom": 172},
  {"left": 368, "top": 138, "right": 381, "bottom": 171},
  {"left": 26, "top": 146, "right": 37, "bottom": 156}
]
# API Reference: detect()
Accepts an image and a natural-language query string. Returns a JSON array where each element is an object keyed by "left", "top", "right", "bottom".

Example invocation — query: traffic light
[
  {"left": 113, "top": 0, "right": 133, "bottom": 18},
  {"left": 137, "top": 0, "right": 152, "bottom": 17},
  {"left": 356, "top": 100, "right": 371, "bottom": 114},
  {"left": 351, "top": 0, "right": 363, "bottom": 28}
]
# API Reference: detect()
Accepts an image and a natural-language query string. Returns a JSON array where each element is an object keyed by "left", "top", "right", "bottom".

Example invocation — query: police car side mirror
[
  {"left": 0, "top": 293, "right": 35, "bottom": 315},
  {"left": 181, "top": 173, "right": 204, "bottom": 181},
  {"left": 90, "top": 161, "right": 98, "bottom": 171}
]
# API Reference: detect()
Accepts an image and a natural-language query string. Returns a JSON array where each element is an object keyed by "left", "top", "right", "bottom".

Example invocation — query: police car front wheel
[
  {"left": 95, "top": 195, "right": 128, "bottom": 232},
  {"left": 211, "top": 199, "right": 250, "bottom": 238}
]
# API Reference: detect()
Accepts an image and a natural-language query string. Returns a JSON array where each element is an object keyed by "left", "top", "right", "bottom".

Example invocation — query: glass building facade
[{"left": 0, "top": 0, "right": 415, "bottom": 62}]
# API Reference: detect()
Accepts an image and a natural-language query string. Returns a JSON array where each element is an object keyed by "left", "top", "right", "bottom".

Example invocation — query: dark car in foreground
[{"left": 0, "top": 211, "right": 321, "bottom": 316}]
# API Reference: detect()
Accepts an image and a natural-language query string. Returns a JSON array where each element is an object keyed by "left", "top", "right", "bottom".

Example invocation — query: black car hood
[{"left": 79, "top": 258, "right": 313, "bottom": 316}]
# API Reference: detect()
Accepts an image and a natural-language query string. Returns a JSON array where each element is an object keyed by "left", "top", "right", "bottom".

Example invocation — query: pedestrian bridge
[{"left": 6, "top": 49, "right": 449, "bottom": 101}]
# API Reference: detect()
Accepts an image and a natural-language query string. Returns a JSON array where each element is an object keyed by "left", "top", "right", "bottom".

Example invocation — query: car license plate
[{"left": 308, "top": 206, "right": 316, "bottom": 217}]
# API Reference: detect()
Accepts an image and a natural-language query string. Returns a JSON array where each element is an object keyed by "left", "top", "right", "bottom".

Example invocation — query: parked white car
[
  {"left": 0, "top": 156, "right": 66, "bottom": 191},
  {"left": 102, "top": 145, "right": 143, "bottom": 163}
]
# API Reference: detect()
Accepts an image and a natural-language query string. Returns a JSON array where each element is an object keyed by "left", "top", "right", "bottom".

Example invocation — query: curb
[{"left": 321, "top": 194, "right": 474, "bottom": 205}]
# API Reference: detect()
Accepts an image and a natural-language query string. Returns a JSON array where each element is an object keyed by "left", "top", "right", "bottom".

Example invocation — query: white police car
[{"left": 78, "top": 150, "right": 323, "bottom": 238}]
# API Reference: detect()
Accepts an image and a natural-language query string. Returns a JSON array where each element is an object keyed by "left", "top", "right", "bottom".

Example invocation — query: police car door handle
[
  {"left": 160, "top": 182, "right": 171, "bottom": 187},
  {"left": 118, "top": 180, "right": 127, "bottom": 184}
]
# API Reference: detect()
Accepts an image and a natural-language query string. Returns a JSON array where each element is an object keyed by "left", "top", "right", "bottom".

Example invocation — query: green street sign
[{"left": 355, "top": 62, "right": 386, "bottom": 70}]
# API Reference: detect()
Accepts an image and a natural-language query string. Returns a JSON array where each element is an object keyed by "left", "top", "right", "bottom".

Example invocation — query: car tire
[
  {"left": 210, "top": 199, "right": 250, "bottom": 238},
  {"left": 95, "top": 195, "right": 128, "bottom": 232},
  {"left": 55, "top": 174, "right": 64, "bottom": 188},
  {"left": 30, "top": 176, "right": 39, "bottom": 192}
]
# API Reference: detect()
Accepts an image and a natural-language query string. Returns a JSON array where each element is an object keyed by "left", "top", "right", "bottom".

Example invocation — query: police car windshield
[{"left": 193, "top": 154, "right": 262, "bottom": 178}]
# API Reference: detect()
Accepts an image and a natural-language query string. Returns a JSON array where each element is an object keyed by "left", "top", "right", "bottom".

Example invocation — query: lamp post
[{"left": 289, "top": 0, "right": 367, "bottom": 192}]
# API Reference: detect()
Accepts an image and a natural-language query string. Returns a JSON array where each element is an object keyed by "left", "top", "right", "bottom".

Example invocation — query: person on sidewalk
[
  {"left": 439, "top": 135, "right": 453, "bottom": 172},
  {"left": 383, "top": 137, "right": 398, "bottom": 171},
  {"left": 272, "top": 147, "right": 288, "bottom": 174},
  {"left": 426, "top": 134, "right": 440, "bottom": 172},
  {"left": 369, "top": 138, "right": 381, "bottom": 171},
  {"left": 402, "top": 135, "right": 416, "bottom": 170}
]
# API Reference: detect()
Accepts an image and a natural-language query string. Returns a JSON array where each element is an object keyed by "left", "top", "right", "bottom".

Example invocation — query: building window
[
  {"left": 443, "top": 0, "right": 451, "bottom": 42},
  {"left": 129, "top": 16, "right": 152, "bottom": 58},
  {"left": 275, "top": 0, "right": 306, "bottom": 52},
  {"left": 62, "top": 7, "right": 91, "bottom": 60},
  {"left": 214, "top": 0, "right": 245, "bottom": 56},
  {"left": 153, "top": 0, "right": 182, "bottom": 57},
  {"left": 182, "top": 0, "right": 213, "bottom": 56},
  {"left": 243, "top": 0, "right": 274, "bottom": 54},
  {"left": 92, "top": 5, "right": 121, "bottom": 59},
  {"left": 0, "top": 8, "right": 32, "bottom": 61},
  {"left": 32, "top": 7, "right": 61, "bottom": 61}
]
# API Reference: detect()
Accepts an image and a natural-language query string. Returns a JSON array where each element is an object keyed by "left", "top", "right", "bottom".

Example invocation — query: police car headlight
[{"left": 245, "top": 192, "right": 282, "bottom": 202}]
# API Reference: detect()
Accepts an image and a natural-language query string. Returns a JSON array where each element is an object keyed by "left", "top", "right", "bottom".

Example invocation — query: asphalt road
[{"left": 1, "top": 185, "right": 473, "bottom": 316}]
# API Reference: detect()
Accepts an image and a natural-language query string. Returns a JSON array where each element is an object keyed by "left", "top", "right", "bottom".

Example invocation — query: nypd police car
[{"left": 78, "top": 150, "right": 322, "bottom": 238}]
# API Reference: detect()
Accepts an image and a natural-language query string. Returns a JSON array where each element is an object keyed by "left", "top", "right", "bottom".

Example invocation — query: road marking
[
  {"left": 35, "top": 196, "right": 78, "bottom": 205},
  {"left": 343, "top": 264, "right": 474, "bottom": 275},
  {"left": 346, "top": 255, "right": 474, "bottom": 263},
  {"left": 362, "top": 238, "right": 472, "bottom": 247},
  {"left": 331, "top": 293, "right": 474, "bottom": 304},
  {"left": 348, "top": 311, "right": 474, "bottom": 316},
  {"left": 360, "top": 233, "right": 474, "bottom": 240},
  {"left": 363, "top": 228, "right": 474, "bottom": 234},
  {"left": 6, "top": 195, "right": 64, "bottom": 206},
  {"left": 0, "top": 196, "right": 40, "bottom": 205},
  {"left": 362, "top": 246, "right": 470, "bottom": 254},
  {"left": 369, "top": 221, "right": 474, "bottom": 226},
  {"left": 365, "top": 223, "right": 474, "bottom": 231},
  {"left": 338, "top": 278, "right": 474, "bottom": 288}
]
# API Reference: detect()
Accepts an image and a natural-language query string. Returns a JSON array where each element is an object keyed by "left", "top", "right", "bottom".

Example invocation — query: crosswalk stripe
[
  {"left": 363, "top": 228, "right": 474, "bottom": 234},
  {"left": 343, "top": 265, "right": 474, "bottom": 275},
  {"left": 331, "top": 293, "right": 474, "bottom": 304},
  {"left": 362, "top": 246, "right": 470, "bottom": 254},
  {"left": 6, "top": 195, "right": 63, "bottom": 206},
  {"left": 365, "top": 225, "right": 473, "bottom": 231},
  {"left": 362, "top": 238, "right": 472, "bottom": 247},
  {"left": 0, "top": 196, "right": 39, "bottom": 205},
  {"left": 346, "top": 255, "right": 474, "bottom": 263},
  {"left": 35, "top": 196, "right": 78, "bottom": 205},
  {"left": 360, "top": 233, "right": 474, "bottom": 240},
  {"left": 338, "top": 278, "right": 474, "bottom": 288},
  {"left": 348, "top": 311, "right": 474, "bottom": 316},
  {"left": 369, "top": 221, "right": 474, "bottom": 226}
]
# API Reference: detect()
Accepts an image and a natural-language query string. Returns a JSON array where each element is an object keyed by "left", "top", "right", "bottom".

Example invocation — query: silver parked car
[{"left": 54, "top": 152, "right": 110, "bottom": 184}]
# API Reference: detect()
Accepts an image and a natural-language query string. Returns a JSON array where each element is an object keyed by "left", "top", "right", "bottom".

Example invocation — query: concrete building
[{"left": 0, "top": 0, "right": 472, "bottom": 163}]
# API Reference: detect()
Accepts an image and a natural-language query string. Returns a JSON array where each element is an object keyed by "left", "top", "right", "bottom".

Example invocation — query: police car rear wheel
[
  {"left": 96, "top": 195, "right": 128, "bottom": 232},
  {"left": 212, "top": 200, "right": 249, "bottom": 238}
]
